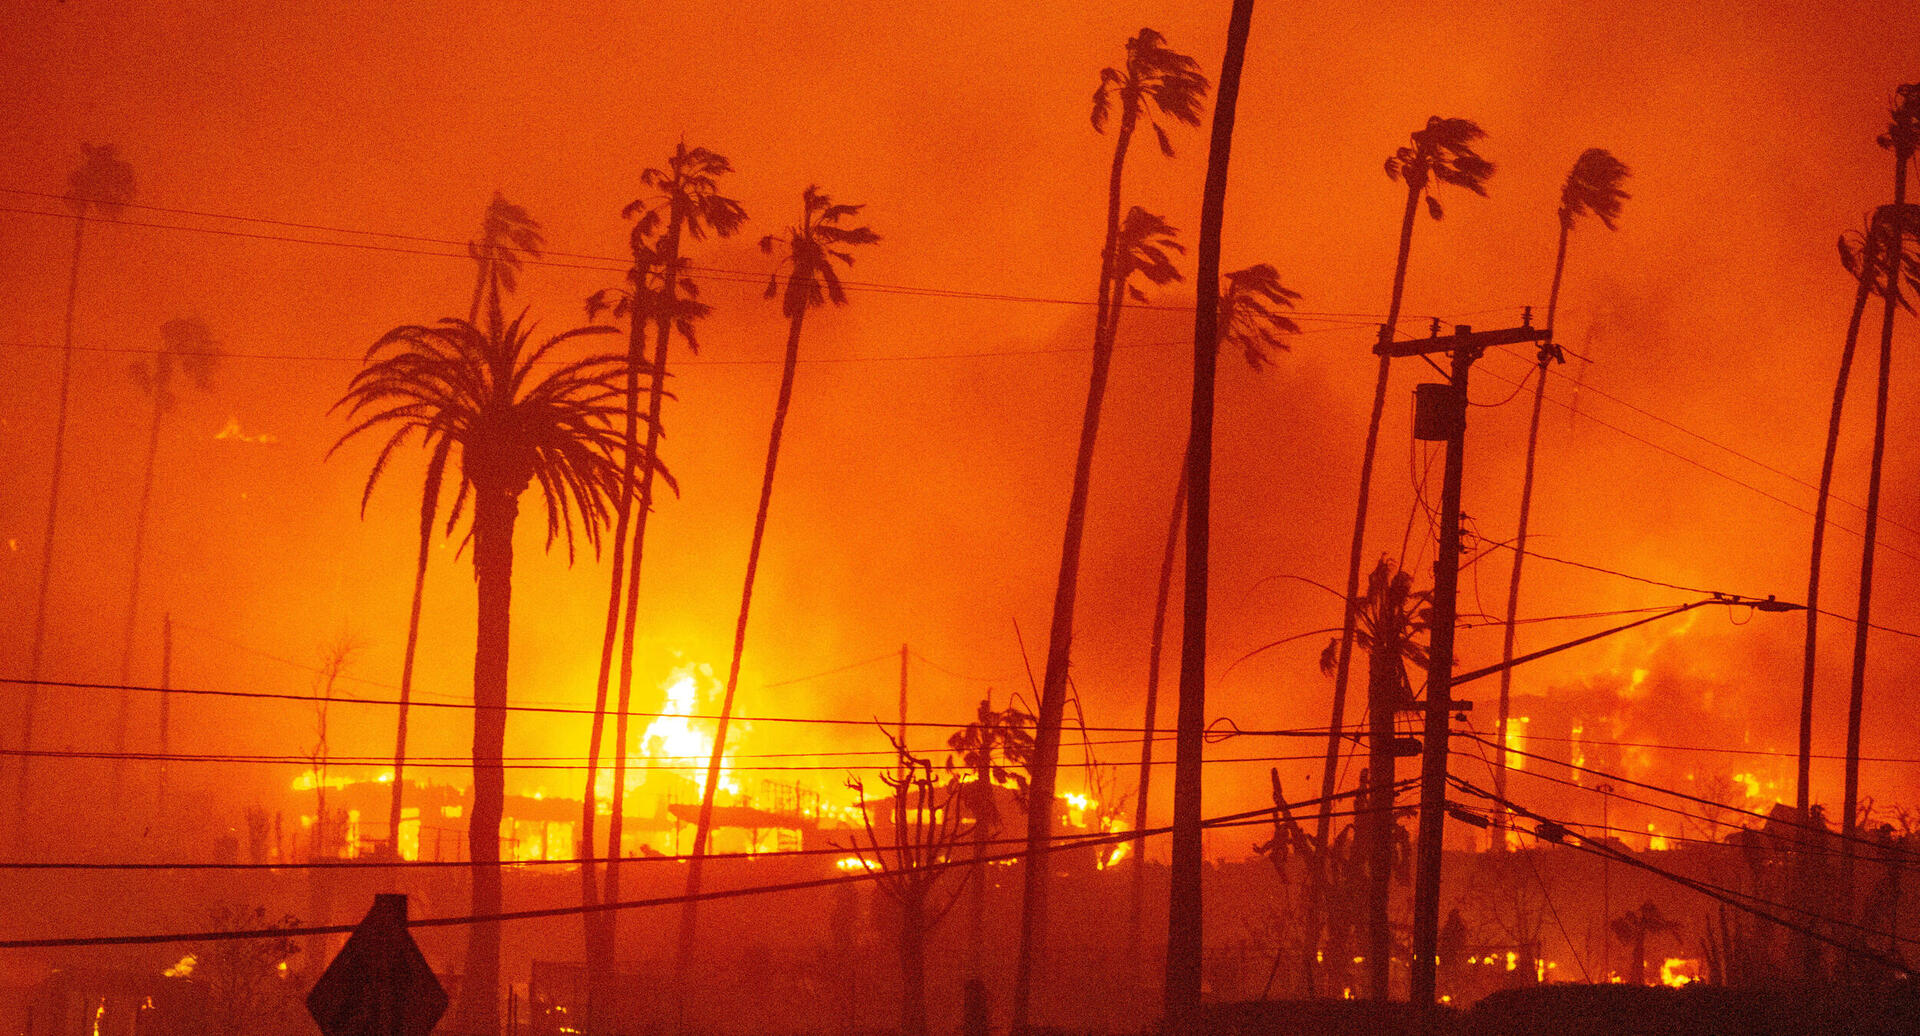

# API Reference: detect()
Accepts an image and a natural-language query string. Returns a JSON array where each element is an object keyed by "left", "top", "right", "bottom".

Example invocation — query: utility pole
[
  {"left": 1383, "top": 319, "right": 1549, "bottom": 1008},
  {"left": 898, "top": 644, "right": 909, "bottom": 782},
  {"left": 158, "top": 612, "right": 173, "bottom": 826}
]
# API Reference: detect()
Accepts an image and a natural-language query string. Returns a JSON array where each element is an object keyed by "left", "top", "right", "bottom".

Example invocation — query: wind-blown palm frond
[
  {"left": 66, "top": 143, "right": 136, "bottom": 217},
  {"left": 1560, "top": 149, "right": 1631, "bottom": 231},
  {"left": 1090, "top": 27, "right": 1210, "bottom": 156},
  {"left": 1385, "top": 116, "right": 1495, "bottom": 219},
  {"left": 130, "top": 318, "right": 220, "bottom": 411},
  {"left": 1839, "top": 205, "right": 1920, "bottom": 313},
  {"left": 1219, "top": 264, "right": 1301, "bottom": 370},
  {"left": 1113, "top": 206, "right": 1184, "bottom": 302},
  {"left": 468, "top": 193, "right": 546, "bottom": 326},
  {"left": 761, "top": 185, "right": 880, "bottom": 319},
  {"left": 331, "top": 312, "right": 663, "bottom": 564}
]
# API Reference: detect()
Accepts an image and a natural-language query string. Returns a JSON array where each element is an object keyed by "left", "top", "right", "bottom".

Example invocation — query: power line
[
  {"left": 0, "top": 192, "right": 1424, "bottom": 324},
  {"left": 1455, "top": 730, "right": 1899, "bottom": 855},
  {"left": 1451, "top": 776, "right": 1918, "bottom": 969},
  {"left": 1491, "top": 342, "right": 1920, "bottom": 545},
  {"left": 0, "top": 745, "right": 1324, "bottom": 772},
  {"left": 1474, "top": 358, "right": 1920, "bottom": 567},
  {"left": 0, "top": 673, "right": 1329, "bottom": 737},
  {"left": 0, "top": 787, "right": 1399, "bottom": 948}
]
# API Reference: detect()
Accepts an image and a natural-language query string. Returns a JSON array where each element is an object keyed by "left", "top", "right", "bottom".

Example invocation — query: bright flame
[
  {"left": 163, "top": 955, "right": 196, "bottom": 978},
  {"left": 1659, "top": 958, "right": 1700, "bottom": 987},
  {"left": 836, "top": 855, "right": 873, "bottom": 872},
  {"left": 1505, "top": 716, "right": 1530, "bottom": 773}
]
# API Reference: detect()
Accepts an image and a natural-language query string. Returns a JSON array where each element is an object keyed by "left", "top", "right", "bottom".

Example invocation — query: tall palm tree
[
  {"left": 1167, "top": 0, "right": 1256, "bottom": 1024},
  {"left": 1316, "top": 115, "right": 1492, "bottom": 871},
  {"left": 579, "top": 143, "right": 743, "bottom": 1012},
  {"left": 1798, "top": 206, "right": 1918, "bottom": 821},
  {"left": 674, "top": 186, "right": 876, "bottom": 981},
  {"left": 18, "top": 144, "right": 136, "bottom": 828},
  {"left": 468, "top": 192, "right": 546, "bottom": 327},
  {"left": 1128, "top": 263, "right": 1298, "bottom": 972},
  {"left": 115, "top": 318, "right": 219, "bottom": 808},
  {"left": 332, "top": 311, "right": 643, "bottom": 1036},
  {"left": 385, "top": 194, "right": 545, "bottom": 859},
  {"left": 1016, "top": 30, "right": 1208, "bottom": 1032},
  {"left": 1494, "top": 149, "right": 1628, "bottom": 837},
  {"left": 1842, "top": 81, "right": 1919, "bottom": 925}
]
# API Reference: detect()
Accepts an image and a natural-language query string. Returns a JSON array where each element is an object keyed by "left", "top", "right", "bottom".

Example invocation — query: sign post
[{"left": 308, "top": 894, "right": 448, "bottom": 1036}]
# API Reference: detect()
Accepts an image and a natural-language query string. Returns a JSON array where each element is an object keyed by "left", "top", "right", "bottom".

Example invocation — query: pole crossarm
[{"left": 1375, "top": 321, "right": 1549, "bottom": 358}]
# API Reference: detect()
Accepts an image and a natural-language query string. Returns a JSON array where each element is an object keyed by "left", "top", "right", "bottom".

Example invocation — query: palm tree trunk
[
  {"left": 1843, "top": 151, "right": 1910, "bottom": 949},
  {"left": 676, "top": 304, "right": 808, "bottom": 993},
  {"left": 456, "top": 484, "right": 518, "bottom": 1036},
  {"left": 18, "top": 215, "right": 89, "bottom": 833},
  {"left": 1168, "top": 1, "right": 1254, "bottom": 1026},
  {"left": 1792, "top": 215, "right": 1879, "bottom": 984},
  {"left": 578, "top": 278, "right": 645, "bottom": 1026},
  {"left": 1800, "top": 223, "right": 1878, "bottom": 813},
  {"left": 1363, "top": 596, "right": 1400, "bottom": 1000},
  {"left": 1011, "top": 80, "right": 1138, "bottom": 1036},
  {"left": 605, "top": 218, "right": 685, "bottom": 925},
  {"left": 1317, "top": 180, "right": 1421, "bottom": 843},
  {"left": 1494, "top": 219, "right": 1570, "bottom": 846},
  {"left": 386, "top": 482, "right": 436, "bottom": 855},
  {"left": 1128, "top": 443, "right": 1187, "bottom": 986},
  {"left": 113, "top": 394, "right": 166, "bottom": 810}
]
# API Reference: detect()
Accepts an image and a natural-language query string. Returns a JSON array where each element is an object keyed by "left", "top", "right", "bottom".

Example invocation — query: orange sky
[{"left": 1, "top": 0, "right": 1917, "bottom": 840}]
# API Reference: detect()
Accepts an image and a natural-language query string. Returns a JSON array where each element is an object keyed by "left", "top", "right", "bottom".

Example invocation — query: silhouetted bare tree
[
  {"left": 19, "top": 143, "right": 136, "bottom": 830},
  {"left": 849, "top": 741, "right": 974, "bottom": 1036},
  {"left": 1016, "top": 31, "right": 1207, "bottom": 1030},
  {"left": 676, "top": 186, "right": 877, "bottom": 985},
  {"left": 1496, "top": 149, "right": 1628, "bottom": 837},
  {"left": 333, "top": 311, "right": 643, "bottom": 1036}
]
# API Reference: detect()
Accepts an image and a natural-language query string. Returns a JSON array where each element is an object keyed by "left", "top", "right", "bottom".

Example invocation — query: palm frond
[
  {"left": 1560, "top": 148, "right": 1631, "bottom": 231},
  {"left": 67, "top": 142, "right": 137, "bottom": 217}
]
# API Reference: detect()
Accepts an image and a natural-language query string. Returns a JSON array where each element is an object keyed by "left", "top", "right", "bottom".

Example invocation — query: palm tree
[
  {"left": 115, "top": 318, "right": 219, "bottom": 808},
  {"left": 947, "top": 698, "right": 1034, "bottom": 983},
  {"left": 1016, "top": 30, "right": 1208, "bottom": 1030},
  {"left": 579, "top": 143, "right": 743, "bottom": 1013},
  {"left": 1494, "top": 150, "right": 1628, "bottom": 837},
  {"left": 1128, "top": 263, "right": 1298, "bottom": 973},
  {"left": 1610, "top": 900, "right": 1681, "bottom": 985},
  {"left": 18, "top": 143, "right": 136, "bottom": 829},
  {"left": 674, "top": 186, "right": 876, "bottom": 981},
  {"left": 1342, "top": 558, "right": 1430, "bottom": 999},
  {"left": 1316, "top": 115, "right": 1492, "bottom": 880},
  {"left": 1167, "top": 0, "right": 1256, "bottom": 1023},
  {"left": 332, "top": 311, "right": 642, "bottom": 1036},
  {"left": 468, "top": 192, "right": 546, "bottom": 327},
  {"left": 1842, "top": 81, "right": 1919, "bottom": 929},
  {"left": 1798, "top": 205, "right": 1919, "bottom": 822},
  {"left": 384, "top": 194, "right": 545, "bottom": 860}
]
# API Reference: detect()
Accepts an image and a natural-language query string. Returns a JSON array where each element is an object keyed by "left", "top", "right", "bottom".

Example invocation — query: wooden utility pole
[
  {"left": 157, "top": 613, "right": 173, "bottom": 825},
  {"left": 1383, "top": 320, "right": 1548, "bottom": 1007},
  {"left": 898, "top": 644, "right": 909, "bottom": 780}
]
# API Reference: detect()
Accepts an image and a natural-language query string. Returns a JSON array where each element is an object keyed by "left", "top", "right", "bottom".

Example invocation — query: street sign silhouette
[{"left": 307, "top": 894, "right": 447, "bottom": 1036}]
